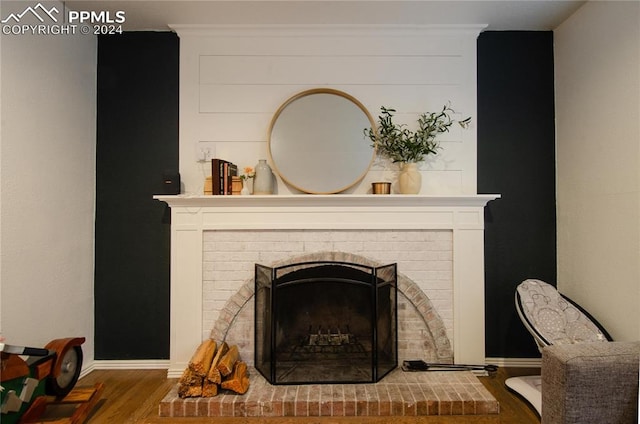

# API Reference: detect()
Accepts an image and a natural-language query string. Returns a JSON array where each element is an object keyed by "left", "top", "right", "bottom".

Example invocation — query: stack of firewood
[{"left": 178, "top": 339, "right": 249, "bottom": 398}]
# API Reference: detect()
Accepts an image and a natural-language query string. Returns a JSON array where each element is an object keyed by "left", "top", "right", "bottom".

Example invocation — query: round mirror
[{"left": 268, "top": 88, "right": 376, "bottom": 194}]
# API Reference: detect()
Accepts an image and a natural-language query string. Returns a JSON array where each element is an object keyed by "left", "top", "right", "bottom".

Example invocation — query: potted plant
[
  {"left": 365, "top": 103, "right": 471, "bottom": 194},
  {"left": 239, "top": 166, "right": 255, "bottom": 195}
]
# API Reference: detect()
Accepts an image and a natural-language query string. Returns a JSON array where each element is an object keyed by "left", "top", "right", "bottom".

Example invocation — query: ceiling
[{"left": 63, "top": 0, "right": 586, "bottom": 31}]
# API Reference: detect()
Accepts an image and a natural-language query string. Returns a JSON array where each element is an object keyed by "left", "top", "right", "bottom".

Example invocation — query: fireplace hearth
[
  {"left": 254, "top": 261, "right": 397, "bottom": 385},
  {"left": 155, "top": 194, "right": 500, "bottom": 418}
]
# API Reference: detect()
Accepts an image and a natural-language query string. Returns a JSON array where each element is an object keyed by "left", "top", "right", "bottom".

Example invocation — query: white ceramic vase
[
  {"left": 253, "top": 159, "right": 274, "bottom": 195},
  {"left": 398, "top": 162, "right": 422, "bottom": 194},
  {"left": 241, "top": 179, "right": 252, "bottom": 195}
]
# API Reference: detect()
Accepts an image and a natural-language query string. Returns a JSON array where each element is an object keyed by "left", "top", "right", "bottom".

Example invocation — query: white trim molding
[
  {"left": 91, "top": 360, "right": 171, "bottom": 370},
  {"left": 169, "top": 23, "right": 489, "bottom": 38},
  {"left": 486, "top": 357, "right": 542, "bottom": 368},
  {"left": 80, "top": 360, "right": 170, "bottom": 379}
]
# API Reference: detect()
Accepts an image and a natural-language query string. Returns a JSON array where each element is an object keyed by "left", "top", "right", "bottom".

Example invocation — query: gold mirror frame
[{"left": 268, "top": 88, "right": 376, "bottom": 194}]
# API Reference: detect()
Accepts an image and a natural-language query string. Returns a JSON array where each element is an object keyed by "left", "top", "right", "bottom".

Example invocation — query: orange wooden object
[
  {"left": 19, "top": 383, "right": 104, "bottom": 424},
  {"left": 34, "top": 358, "right": 54, "bottom": 380},
  {"left": 17, "top": 396, "right": 49, "bottom": 423},
  {"left": 0, "top": 353, "right": 30, "bottom": 382},
  {"left": 44, "top": 337, "right": 85, "bottom": 378}
]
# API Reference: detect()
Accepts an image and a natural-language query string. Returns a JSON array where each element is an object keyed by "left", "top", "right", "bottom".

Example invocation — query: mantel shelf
[{"left": 153, "top": 194, "right": 500, "bottom": 209}]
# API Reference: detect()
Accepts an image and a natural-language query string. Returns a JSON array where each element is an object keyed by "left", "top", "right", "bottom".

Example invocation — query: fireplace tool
[{"left": 402, "top": 360, "right": 498, "bottom": 374}]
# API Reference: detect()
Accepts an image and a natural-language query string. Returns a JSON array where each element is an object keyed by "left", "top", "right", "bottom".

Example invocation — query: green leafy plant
[{"left": 365, "top": 103, "right": 471, "bottom": 163}]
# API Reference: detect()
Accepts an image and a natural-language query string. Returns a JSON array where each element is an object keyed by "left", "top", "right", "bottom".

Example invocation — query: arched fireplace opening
[{"left": 254, "top": 261, "right": 397, "bottom": 384}]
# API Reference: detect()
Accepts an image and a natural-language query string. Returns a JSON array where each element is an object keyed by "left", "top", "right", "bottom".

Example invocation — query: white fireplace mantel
[
  {"left": 155, "top": 194, "right": 500, "bottom": 377},
  {"left": 154, "top": 194, "right": 498, "bottom": 229},
  {"left": 154, "top": 194, "right": 497, "bottom": 207}
]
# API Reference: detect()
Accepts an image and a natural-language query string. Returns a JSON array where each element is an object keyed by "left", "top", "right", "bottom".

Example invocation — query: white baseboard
[
  {"left": 486, "top": 357, "right": 541, "bottom": 368},
  {"left": 81, "top": 359, "right": 170, "bottom": 378},
  {"left": 93, "top": 359, "right": 170, "bottom": 369}
]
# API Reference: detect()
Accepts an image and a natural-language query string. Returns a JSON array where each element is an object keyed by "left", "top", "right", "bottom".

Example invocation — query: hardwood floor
[{"left": 75, "top": 367, "right": 540, "bottom": 424}]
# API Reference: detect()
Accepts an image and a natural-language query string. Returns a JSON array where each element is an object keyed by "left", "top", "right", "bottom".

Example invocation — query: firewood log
[
  {"left": 206, "top": 341, "right": 229, "bottom": 384},
  {"left": 217, "top": 344, "right": 239, "bottom": 377},
  {"left": 178, "top": 367, "right": 202, "bottom": 386},
  {"left": 188, "top": 339, "right": 217, "bottom": 377},
  {"left": 221, "top": 361, "right": 250, "bottom": 394},
  {"left": 202, "top": 381, "right": 219, "bottom": 397},
  {"left": 178, "top": 381, "right": 203, "bottom": 398}
]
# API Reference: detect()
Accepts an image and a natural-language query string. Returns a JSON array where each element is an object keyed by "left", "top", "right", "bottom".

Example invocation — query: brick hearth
[{"left": 159, "top": 367, "right": 499, "bottom": 417}]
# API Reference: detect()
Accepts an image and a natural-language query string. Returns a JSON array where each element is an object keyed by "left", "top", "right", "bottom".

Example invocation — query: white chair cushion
[{"left": 517, "top": 279, "right": 608, "bottom": 345}]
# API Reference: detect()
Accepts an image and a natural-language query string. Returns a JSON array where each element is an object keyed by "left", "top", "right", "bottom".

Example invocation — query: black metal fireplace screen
[{"left": 254, "top": 261, "right": 397, "bottom": 385}]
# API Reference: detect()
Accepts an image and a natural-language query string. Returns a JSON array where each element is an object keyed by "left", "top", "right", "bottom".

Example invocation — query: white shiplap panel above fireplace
[{"left": 171, "top": 24, "right": 485, "bottom": 196}]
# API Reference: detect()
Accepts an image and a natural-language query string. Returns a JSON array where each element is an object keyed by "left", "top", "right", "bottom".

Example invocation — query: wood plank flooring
[{"left": 76, "top": 367, "right": 540, "bottom": 424}]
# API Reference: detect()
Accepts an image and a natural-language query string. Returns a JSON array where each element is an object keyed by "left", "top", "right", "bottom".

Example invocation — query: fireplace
[
  {"left": 153, "top": 194, "right": 499, "bottom": 377},
  {"left": 254, "top": 261, "right": 397, "bottom": 384}
]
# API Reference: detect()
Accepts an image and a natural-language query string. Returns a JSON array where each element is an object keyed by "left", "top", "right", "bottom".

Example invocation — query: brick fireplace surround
[{"left": 155, "top": 194, "right": 499, "bottom": 417}]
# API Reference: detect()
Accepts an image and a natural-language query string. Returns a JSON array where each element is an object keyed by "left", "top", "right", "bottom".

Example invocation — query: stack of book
[{"left": 211, "top": 158, "right": 238, "bottom": 195}]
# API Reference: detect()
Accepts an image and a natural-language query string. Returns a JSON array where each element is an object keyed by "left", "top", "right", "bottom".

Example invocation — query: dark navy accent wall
[
  {"left": 477, "top": 31, "right": 557, "bottom": 358},
  {"left": 95, "top": 32, "right": 178, "bottom": 359}
]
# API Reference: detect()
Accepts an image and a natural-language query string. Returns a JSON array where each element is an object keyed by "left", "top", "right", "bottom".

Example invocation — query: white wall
[
  {"left": 173, "top": 25, "right": 482, "bottom": 196},
  {"left": 555, "top": 1, "right": 640, "bottom": 340},
  {"left": 0, "top": 27, "right": 97, "bottom": 363}
]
